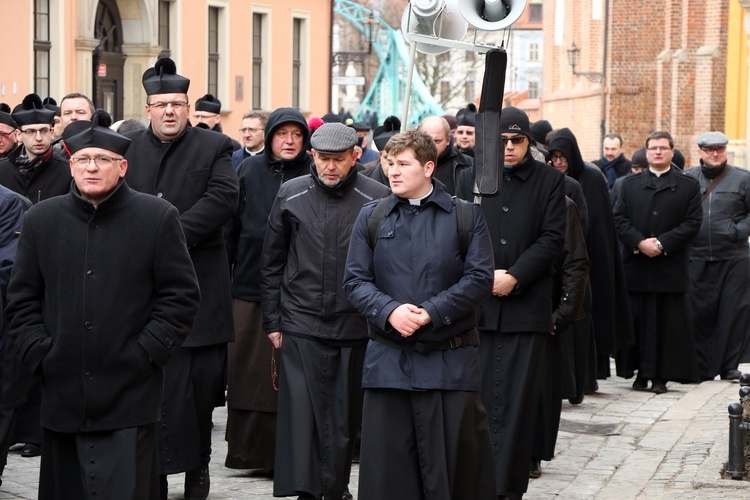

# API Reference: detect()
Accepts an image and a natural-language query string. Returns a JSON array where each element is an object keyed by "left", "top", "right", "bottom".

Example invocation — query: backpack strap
[
  {"left": 367, "top": 198, "right": 391, "bottom": 248},
  {"left": 454, "top": 197, "right": 474, "bottom": 260}
]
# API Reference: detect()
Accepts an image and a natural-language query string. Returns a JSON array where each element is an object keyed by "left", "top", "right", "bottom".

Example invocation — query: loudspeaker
[
  {"left": 458, "top": 0, "right": 528, "bottom": 32},
  {"left": 401, "top": 0, "right": 468, "bottom": 55}
]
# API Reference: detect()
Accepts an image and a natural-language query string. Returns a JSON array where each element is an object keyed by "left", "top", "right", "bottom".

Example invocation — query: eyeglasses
[
  {"left": 21, "top": 127, "right": 52, "bottom": 137},
  {"left": 147, "top": 100, "right": 189, "bottom": 110},
  {"left": 647, "top": 146, "right": 672, "bottom": 152},
  {"left": 240, "top": 127, "right": 264, "bottom": 134},
  {"left": 501, "top": 136, "right": 526, "bottom": 145},
  {"left": 549, "top": 154, "right": 567, "bottom": 162},
  {"left": 275, "top": 130, "right": 304, "bottom": 140},
  {"left": 700, "top": 146, "right": 726, "bottom": 154},
  {"left": 70, "top": 156, "right": 124, "bottom": 167},
  {"left": 0, "top": 129, "right": 15, "bottom": 137}
]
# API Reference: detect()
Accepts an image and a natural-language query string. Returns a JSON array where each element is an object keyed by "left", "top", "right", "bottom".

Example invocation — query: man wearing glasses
[
  {"left": 193, "top": 94, "right": 241, "bottom": 151},
  {"left": 613, "top": 131, "right": 702, "bottom": 394},
  {"left": 685, "top": 132, "right": 750, "bottom": 382},
  {"left": 123, "top": 58, "right": 238, "bottom": 500},
  {"left": 456, "top": 106, "right": 566, "bottom": 500},
  {"left": 231, "top": 111, "right": 267, "bottom": 168},
  {"left": 0, "top": 94, "right": 71, "bottom": 204}
]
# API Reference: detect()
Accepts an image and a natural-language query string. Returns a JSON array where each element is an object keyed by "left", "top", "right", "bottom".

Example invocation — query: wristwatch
[{"left": 655, "top": 240, "right": 664, "bottom": 251}]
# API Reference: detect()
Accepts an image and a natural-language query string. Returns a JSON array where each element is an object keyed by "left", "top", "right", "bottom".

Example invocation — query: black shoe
[
  {"left": 184, "top": 466, "right": 210, "bottom": 500},
  {"left": 721, "top": 369, "right": 742, "bottom": 380},
  {"left": 651, "top": 380, "right": 668, "bottom": 394},
  {"left": 529, "top": 459, "right": 542, "bottom": 479},
  {"left": 632, "top": 377, "right": 649, "bottom": 391},
  {"left": 568, "top": 393, "right": 584, "bottom": 405},
  {"left": 21, "top": 444, "right": 41, "bottom": 457}
]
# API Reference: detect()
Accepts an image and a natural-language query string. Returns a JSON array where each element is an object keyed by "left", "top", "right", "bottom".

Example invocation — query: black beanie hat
[
  {"left": 142, "top": 58, "right": 190, "bottom": 96},
  {"left": 499, "top": 107, "right": 532, "bottom": 141},
  {"left": 530, "top": 119, "right": 552, "bottom": 145},
  {"left": 195, "top": 94, "right": 221, "bottom": 114}
]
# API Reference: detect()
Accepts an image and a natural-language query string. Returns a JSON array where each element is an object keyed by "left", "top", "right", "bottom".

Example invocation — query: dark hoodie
[
  {"left": 547, "top": 128, "right": 634, "bottom": 371},
  {"left": 225, "top": 108, "right": 314, "bottom": 301}
]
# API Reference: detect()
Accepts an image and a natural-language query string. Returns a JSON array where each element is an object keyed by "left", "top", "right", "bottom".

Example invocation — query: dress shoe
[
  {"left": 651, "top": 380, "right": 668, "bottom": 394},
  {"left": 568, "top": 393, "right": 584, "bottom": 405},
  {"left": 721, "top": 369, "right": 742, "bottom": 381},
  {"left": 21, "top": 444, "right": 41, "bottom": 457},
  {"left": 632, "top": 377, "right": 649, "bottom": 391},
  {"left": 529, "top": 459, "right": 542, "bottom": 479},
  {"left": 184, "top": 465, "right": 210, "bottom": 500}
]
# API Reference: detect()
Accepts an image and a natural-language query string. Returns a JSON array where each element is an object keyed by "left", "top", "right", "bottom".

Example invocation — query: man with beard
[
  {"left": 0, "top": 106, "right": 18, "bottom": 159},
  {"left": 614, "top": 131, "right": 702, "bottom": 394},
  {"left": 123, "top": 57, "right": 239, "bottom": 500},
  {"left": 0, "top": 94, "right": 70, "bottom": 204},
  {"left": 593, "top": 133, "right": 632, "bottom": 191},
  {"left": 547, "top": 128, "right": 634, "bottom": 383},
  {"left": 263, "top": 123, "right": 389, "bottom": 499},
  {"left": 224, "top": 107, "right": 313, "bottom": 477},
  {"left": 419, "top": 115, "right": 472, "bottom": 195},
  {"left": 457, "top": 107, "right": 565, "bottom": 500},
  {"left": 685, "top": 132, "right": 750, "bottom": 381}
]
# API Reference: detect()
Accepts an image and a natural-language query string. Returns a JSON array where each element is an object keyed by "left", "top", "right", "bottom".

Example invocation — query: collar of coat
[
  {"left": 69, "top": 178, "right": 130, "bottom": 220},
  {"left": 639, "top": 167, "right": 679, "bottom": 191}
]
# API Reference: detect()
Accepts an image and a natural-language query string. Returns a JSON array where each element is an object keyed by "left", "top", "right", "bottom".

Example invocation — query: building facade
[{"left": 0, "top": 0, "right": 333, "bottom": 138}]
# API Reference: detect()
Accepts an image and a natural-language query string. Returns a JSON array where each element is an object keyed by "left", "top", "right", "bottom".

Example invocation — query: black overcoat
[
  {"left": 124, "top": 125, "right": 239, "bottom": 346},
  {"left": 613, "top": 169, "right": 703, "bottom": 292},
  {"left": 5, "top": 183, "right": 200, "bottom": 432},
  {"left": 0, "top": 147, "right": 70, "bottom": 204},
  {"left": 457, "top": 155, "right": 566, "bottom": 333}
]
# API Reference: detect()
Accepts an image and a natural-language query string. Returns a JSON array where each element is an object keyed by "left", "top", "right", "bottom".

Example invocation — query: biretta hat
[
  {"left": 43, "top": 97, "right": 61, "bottom": 117},
  {"left": 142, "top": 57, "right": 190, "bottom": 96},
  {"left": 349, "top": 121, "right": 371, "bottom": 131},
  {"left": 0, "top": 103, "right": 16, "bottom": 129},
  {"left": 456, "top": 103, "right": 477, "bottom": 127},
  {"left": 63, "top": 109, "right": 131, "bottom": 157},
  {"left": 12, "top": 94, "right": 56, "bottom": 126},
  {"left": 697, "top": 131, "right": 729, "bottom": 148},
  {"left": 310, "top": 123, "right": 357, "bottom": 154},
  {"left": 321, "top": 112, "right": 342, "bottom": 123},
  {"left": 195, "top": 94, "right": 221, "bottom": 114},
  {"left": 373, "top": 115, "right": 401, "bottom": 151}
]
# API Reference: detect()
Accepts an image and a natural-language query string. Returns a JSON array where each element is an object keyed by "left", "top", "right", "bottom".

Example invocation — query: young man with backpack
[{"left": 344, "top": 129, "right": 496, "bottom": 499}]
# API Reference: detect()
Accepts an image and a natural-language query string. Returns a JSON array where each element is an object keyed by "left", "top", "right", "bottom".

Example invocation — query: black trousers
[{"left": 39, "top": 424, "right": 159, "bottom": 500}]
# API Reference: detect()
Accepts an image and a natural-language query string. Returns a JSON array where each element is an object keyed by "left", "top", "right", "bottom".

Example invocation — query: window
[
  {"left": 208, "top": 7, "right": 219, "bottom": 97},
  {"left": 34, "top": 0, "right": 51, "bottom": 97},
  {"left": 158, "top": 0, "right": 171, "bottom": 58},
  {"left": 528, "top": 81, "right": 540, "bottom": 99},
  {"left": 440, "top": 81, "right": 450, "bottom": 103},
  {"left": 252, "top": 13, "right": 264, "bottom": 110},
  {"left": 464, "top": 81, "right": 475, "bottom": 103},
  {"left": 292, "top": 18, "right": 302, "bottom": 109},
  {"left": 529, "top": 43, "right": 540, "bottom": 62},
  {"left": 529, "top": 3, "right": 542, "bottom": 23}
]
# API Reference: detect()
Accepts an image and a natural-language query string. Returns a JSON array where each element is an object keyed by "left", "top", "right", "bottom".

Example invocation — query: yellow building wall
[{"left": 726, "top": 0, "right": 748, "bottom": 141}]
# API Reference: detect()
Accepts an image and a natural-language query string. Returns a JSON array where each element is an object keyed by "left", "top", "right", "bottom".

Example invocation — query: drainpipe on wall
[
  {"left": 328, "top": 0, "right": 335, "bottom": 114},
  {"left": 600, "top": 0, "right": 609, "bottom": 154}
]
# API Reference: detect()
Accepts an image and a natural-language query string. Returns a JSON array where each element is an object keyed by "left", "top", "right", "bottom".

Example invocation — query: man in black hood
[
  {"left": 547, "top": 128, "right": 634, "bottom": 384},
  {"left": 223, "top": 107, "right": 313, "bottom": 477}
]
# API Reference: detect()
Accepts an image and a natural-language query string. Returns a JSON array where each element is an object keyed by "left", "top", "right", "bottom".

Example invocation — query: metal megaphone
[
  {"left": 400, "top": 0, "right": 468, "bottom": 55},
  {"left": 458, "top": 0, "right": 528, "bottom": 31}
]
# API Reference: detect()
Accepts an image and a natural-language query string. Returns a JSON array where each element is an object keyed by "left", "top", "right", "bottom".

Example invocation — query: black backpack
[{"left": 367, "top": 197, "right": 475, "bottom": 259}]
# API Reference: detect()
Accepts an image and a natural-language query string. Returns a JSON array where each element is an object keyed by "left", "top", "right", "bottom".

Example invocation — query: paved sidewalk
[{"left": 1, "top": 362, "right": 748, "bottom": 499}]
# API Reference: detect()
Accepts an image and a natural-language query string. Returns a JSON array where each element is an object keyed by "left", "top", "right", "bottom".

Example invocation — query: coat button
[
  {"left": 165, "top": 337, "right": 174, "bottom": 346},
  {"left": 371, "top": 309, "right": 378, "bottom": 316},
  {"left": 500, "top": 238, "right": 507, "bottom": 245},
  {"left": 652, "top": 210, "right": 658, "bottom": 215},
  {"left": 85, "top": 419, "right": 93, "bottom": 427},
  {"left": 502, "top": 206, "right": 509, "bottom": 212},
  {"left": 85, "top": 371, "right": 93, "bottom": 379},
  {"left": 84, "top": 321, "right": 93, "bottom": 330},
  {"left": 443, "top": 315, "right": 451, "bottom": 324},
  {"left": 156, "top": 192, "right": 164, "bottom": 198},
  {"left": 86, "top": 270, "right": 94, "bottom": 278}
]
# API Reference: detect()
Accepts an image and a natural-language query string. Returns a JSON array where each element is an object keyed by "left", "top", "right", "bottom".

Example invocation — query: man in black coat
[
  {"left": 223, "top": 107, "right": 313, "bottom": 473},
  {"left": 547, "top": 128, "right": 634, "bottom": 382},
  {"left": 457, "top": 107, "right": 566, "bottom": 500},
  {"left": 592, "top": 133, "right": 632, "bottom": 190},
  {"left": 613, "top": 131, "right": 702, "bottom": 394},
  {"left": 6, "top": 115, "right": 200, "bottom": 499},
  {"left": 0, "top": 94, "right": 70, "bottom": 204},
  {"left": 123, "top": 58, "right": 239, "bottom": 500},
  {"left": 262, "top": 123, "right": 389, "bottom": 499},
  {"left": 0, "top": 107, "right": 18, "bottom": 160}
]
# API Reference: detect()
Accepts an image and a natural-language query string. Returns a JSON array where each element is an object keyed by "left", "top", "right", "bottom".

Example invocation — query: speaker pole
[{"left": 400, "top": 40, "right": 418, "bottom": 127}]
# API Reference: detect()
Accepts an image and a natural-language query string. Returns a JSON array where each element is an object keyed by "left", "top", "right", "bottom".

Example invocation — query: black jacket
[
  {"left": 614, "top": 168, "right": 702, "bottom": 293},
  {"left": 0, "top": 146, "right": 71, "bottom": 204},
  {"left": 124, "top": 124, "right": 239, "bottom": 347},
  {"left": 262, "top": 166, "right": 390, "bottom": 342},
  {"left": 6, "top": 182, "right": 200, "bottom": 432},
  {"left": 434, "top": 144, "right": 473, "bottom": 195},
  {"left": 225, "top": 108, "right": 314, "bottom": 302},
  {"left": 457, "top": 154, "right": 566, "bottom": 333}
]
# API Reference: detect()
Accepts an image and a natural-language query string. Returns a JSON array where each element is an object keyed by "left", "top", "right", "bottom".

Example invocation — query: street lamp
[
  {"left": 363, "top": 12, "right": 380, "bottom": 54},
  {"left": 566, "top": 41, "right": 603, "bottom": 83}
]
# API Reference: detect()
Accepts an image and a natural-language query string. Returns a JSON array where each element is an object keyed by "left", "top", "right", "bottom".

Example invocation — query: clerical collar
[
  {"left": 408, "top": 185, "right": 434, "bottom": 206},
  {"left": 649, "top": 166, "right": 670, "bottom": 177}
]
